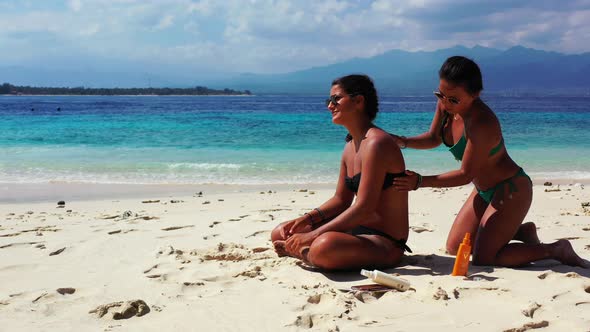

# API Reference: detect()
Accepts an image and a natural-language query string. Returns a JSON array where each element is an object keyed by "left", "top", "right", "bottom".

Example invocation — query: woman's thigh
[
  {"left": 307, "top": 232, "right": 403, "bottom": 271},
  {"left": 473, "top": 176, "right": 533, "bottom": 264},
  {"left": 446, "top": 188, "right": 488, "bottom": 254}
]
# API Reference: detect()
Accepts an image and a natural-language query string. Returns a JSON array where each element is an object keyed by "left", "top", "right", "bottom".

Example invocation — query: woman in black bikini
[
  {"left": 392, "top": 56, "right": 588, "bottom": 268},
  {"left": 271, "top": 74, "right": 410, "bottom": 270}
]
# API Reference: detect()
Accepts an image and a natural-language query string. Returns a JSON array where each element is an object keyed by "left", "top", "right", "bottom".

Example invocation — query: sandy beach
[{"left": 1, "top": 183, "right": 589, "bottom": 331}]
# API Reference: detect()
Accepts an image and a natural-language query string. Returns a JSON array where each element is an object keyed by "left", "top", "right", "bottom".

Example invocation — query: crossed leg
[
  {"left": 272, "top": 223, "right": 403, "bottom": 271},
  {"left": 303, "top": 232, "right": 404, "bottom": 271}
]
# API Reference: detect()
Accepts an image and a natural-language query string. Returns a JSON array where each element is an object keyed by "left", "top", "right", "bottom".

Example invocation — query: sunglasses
[
  {"left": 325, "top": 93, "right": 358, "bottom": 107},
  {"left": 434, "top": 91, "right": 460, "bottom": 105}
]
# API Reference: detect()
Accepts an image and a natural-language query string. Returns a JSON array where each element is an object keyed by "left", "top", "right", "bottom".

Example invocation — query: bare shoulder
[
  {"left": 470, "top": 102, "right": 501, "bottom": 142},
  {"left": 364, "top": 128, "right": 399, "bottom": 152},
  {"left": 362, "top": 128, "right": 404, "bottom": 170}
]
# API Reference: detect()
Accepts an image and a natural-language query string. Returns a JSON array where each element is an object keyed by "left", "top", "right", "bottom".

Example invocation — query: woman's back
[{"left": 342, "top": 128, "right": 408, "bottom": 241}]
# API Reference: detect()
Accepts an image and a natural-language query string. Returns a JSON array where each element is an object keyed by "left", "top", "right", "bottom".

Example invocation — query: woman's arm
[
  {"left": 314, "top": 136, "right": 402, "bottom": 233},
  {"left": 394, "top": 116, "right": 497, "bottom": 190},
  {"left": 393, "top": 100, "right": 445, "bottom": 150},
  {"left": 426, "top": 115, "right": 498, "bottom": 187},
  {"left": 286, "top": 148, "right": 355, "bottom": 235},
  {"left": 309, "top": 155, "right": 355, "bottom": 223}
]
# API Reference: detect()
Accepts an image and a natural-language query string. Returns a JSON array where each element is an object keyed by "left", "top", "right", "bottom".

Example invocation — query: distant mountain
[
  {"left": 216, "top": 45, "right": 590, "bottom": 95},
  {"left": 2, "top": 45, "right": 590, "bottom": 95}
]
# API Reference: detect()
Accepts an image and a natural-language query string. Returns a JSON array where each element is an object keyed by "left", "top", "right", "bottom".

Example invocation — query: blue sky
[{"left": 1, "top": 0, "right": 590, "bottom": 76}]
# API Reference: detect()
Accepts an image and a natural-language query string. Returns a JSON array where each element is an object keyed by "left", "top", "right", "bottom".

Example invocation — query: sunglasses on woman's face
[
  {"left": 325, "top": 93, "right": 358, "bottom": 107},
  {"left": 434, "top": 91, "right": 460, "bottom": 105}
]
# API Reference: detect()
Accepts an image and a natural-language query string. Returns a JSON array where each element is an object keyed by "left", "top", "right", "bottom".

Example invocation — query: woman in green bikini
[{"left": 392, "top": 56, "right": 588, "bottom": 268}]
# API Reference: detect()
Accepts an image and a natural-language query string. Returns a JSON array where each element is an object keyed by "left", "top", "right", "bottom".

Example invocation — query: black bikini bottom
[{"left": 351, "top": 225, "right": 412, "bottom": 253}]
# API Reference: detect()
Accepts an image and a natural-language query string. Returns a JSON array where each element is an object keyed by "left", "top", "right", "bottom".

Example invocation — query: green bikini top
[{"left": 441, "top": 111, "right": 504, "bottom": 161}]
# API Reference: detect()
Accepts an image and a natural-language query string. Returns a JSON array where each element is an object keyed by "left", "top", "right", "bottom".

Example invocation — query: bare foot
[
  {"left": 513, "top": 222, "right": 540, "bottom": 244},
  {"left": 553, "top": 239, "right": 590, "bottom": 268},
  {"left": 273, "top": 241, "right": 289, "bottom": 257}
]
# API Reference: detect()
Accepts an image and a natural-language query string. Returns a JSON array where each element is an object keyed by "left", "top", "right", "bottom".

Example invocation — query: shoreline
[
  {"left": 0, "top": 182, "right": 335, "bottom": 204},
  {"left": 0, "top": 178, "right": 585, "bottom": 203}
]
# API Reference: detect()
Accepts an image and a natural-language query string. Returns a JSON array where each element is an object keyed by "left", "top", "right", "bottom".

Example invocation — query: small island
[{"left": 0, "top": 83, "right": 251, "bottom": 96}]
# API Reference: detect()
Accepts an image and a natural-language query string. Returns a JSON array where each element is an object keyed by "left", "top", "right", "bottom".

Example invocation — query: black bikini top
[{"left": 345, "top": 172, "right": 407, "bottom": 193}]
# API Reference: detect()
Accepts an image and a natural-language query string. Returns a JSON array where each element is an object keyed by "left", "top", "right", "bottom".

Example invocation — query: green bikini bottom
[{"left": 477, "top": 168, "right": 531, "bottom": 204}]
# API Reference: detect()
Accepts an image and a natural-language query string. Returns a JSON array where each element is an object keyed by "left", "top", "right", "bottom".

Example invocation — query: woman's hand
[
  {"left": 285, "top": 231, "right": 317, "bottom": 258},
  {"left": 393, "top": 170, "right": 421, "bottom": 191},
  {"left": 389, "top": 134, "right": 407, "bottom": 149},
  {"left": 287, "top": 217, "right": 313, "bottom": 236}
]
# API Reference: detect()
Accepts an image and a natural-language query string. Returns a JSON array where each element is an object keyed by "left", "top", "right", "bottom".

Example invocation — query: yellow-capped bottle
[{"left": 452, "top": 233, "right": 472, "bottom": 276}]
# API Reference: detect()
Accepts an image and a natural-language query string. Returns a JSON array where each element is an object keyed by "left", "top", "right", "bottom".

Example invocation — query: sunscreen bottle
[
  {"left": 452, "top": 232, "right": 472, "bottom": 276},
  {"left": 360, "top": 269, "right": 410, "bottom": 291}
]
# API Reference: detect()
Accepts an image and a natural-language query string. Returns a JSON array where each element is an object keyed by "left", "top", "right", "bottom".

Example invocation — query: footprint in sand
[
  {"left": 292, "top": 289, "right": 357, "bottom": 330},
  {"left": 227, "top": 215, "right": 249, "bottom": 222},
  {"left": 410, "top": 225, "right": 434, "bottom": 233},
  {"left": 521, "top": 302, "right": 542, "bottom": 318},
  {"left": 56, "top": 288, "right": 76, "bottom": 295},
  {"left": 0, "top": 226, "right": 59, "bottom": 238},
  {"left": 108, "top": 229, "right": 137, "bottom": 235},
  {"left": 161, "top": 225, "right": 194, "bottom": 231},
  {"left": 89, "top": 300, "right": 150, "bottom": 320},
  {"left": 293, "top": 313, "right": 314, "bottom": 329},
  {"left": 198, "top": 243, "right": 273, "bottom": 262},
  {"left": 551, "top": 291, "right": 570, "bottom": 300},
  {"left": 0, "top": 241, "right": 44, "bottom": 249},
  {"left": 503, "top": 320, "right": 549, "bottom": 332},
  {"left": 146, "top": 242, "right": 278, "bottom": 292},
  {"left": 233, "top": 266, "right": 264, "bottom": 280},
  {"left": 433, "top": 287, "right": 450, "bottom": 300},
  {"left": 291, "top": 314, "right": 340, "bottom": 332},
  {"left": 246, "top": 230, "right": 269, "bottom": 238},
  {"left": 32, "top": 292, "right": 50, "bottom": 303},
  {"left": 49, "top": 247, "right": 66, "bottom": 256}
]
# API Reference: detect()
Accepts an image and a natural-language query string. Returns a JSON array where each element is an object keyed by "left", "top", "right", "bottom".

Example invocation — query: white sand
[{"left": 1, "top": 183, "right": 589, "bottom": 331}]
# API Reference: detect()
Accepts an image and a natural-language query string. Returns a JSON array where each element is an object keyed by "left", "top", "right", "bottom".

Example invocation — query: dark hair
[
  {"left": 438, "top": 56, "right": 483, "bottom": 95},
  {"left": 331, "top": 74, "right": 379, "bottom": 142}
]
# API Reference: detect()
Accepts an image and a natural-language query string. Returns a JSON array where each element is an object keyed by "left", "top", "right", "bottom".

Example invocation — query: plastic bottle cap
[
  {"left": 463, "top": 232, "right": 471, "bottom": 245},
  {"left": 360, "top": 269, "right": 371, "bottom": 278}
]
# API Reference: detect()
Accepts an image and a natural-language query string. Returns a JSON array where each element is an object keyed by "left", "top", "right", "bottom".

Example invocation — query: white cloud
[
  {"left": 154, "top": 14, "right": 175, "bottom": 30},
  {"left": 68, "top": 0, "right": 82, "bottom": 12},
  {"left": 188, "top": 0, "right": 217, "bottom": 16},
  {"left": 1, "top": 0, "right": 590, "bottom": 74}
]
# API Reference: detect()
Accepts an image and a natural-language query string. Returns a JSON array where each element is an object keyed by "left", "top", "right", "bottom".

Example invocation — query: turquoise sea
[{"left": 0, "top": 95, "right": 589, "bottom": 185}]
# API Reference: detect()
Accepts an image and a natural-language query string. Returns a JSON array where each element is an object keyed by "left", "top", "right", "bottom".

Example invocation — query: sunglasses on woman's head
[
  {"left": 434, "top": 91, "right": 460, "bottom": 105},
  {"left": 325, "top": 93, "right": 358, "bottom": 107}
]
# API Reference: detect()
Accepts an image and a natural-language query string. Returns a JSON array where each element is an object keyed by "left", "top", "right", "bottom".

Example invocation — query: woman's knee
[
  {"left": 446, "top": 237, "right": 460, "bottom": 255},
  {"left": 306, "top": 233, "right": 344, "bottom": 270},
  {"left": 270, "top": 224, "right": 286, "bottom": 242}
]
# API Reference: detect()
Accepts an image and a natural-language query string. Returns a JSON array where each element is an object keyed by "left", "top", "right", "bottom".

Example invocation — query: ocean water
[{"left": 1, "top": 94, "right": 589, "bottom": 185}]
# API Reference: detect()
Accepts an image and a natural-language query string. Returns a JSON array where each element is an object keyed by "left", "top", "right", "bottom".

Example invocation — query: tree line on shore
[{"left": 0, "top": 83, "right": 251, "bottom": 96}]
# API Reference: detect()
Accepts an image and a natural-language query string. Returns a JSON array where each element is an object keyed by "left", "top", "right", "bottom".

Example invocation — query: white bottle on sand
[{"left": 360, "top": 269, "right": 410, "bottom": 291}]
